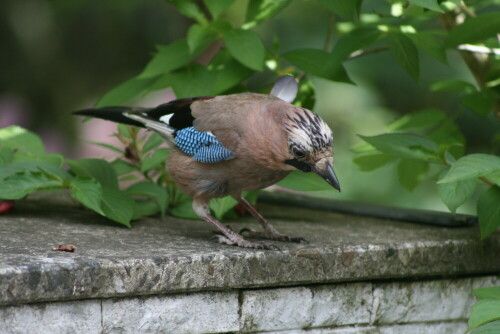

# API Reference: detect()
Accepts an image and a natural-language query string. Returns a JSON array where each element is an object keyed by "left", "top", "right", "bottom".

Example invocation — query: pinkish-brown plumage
[{"left": 74, "top": 76, "right": 340, "bottom": 249}]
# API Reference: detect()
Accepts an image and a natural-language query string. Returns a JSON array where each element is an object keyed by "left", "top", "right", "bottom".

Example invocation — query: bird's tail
[
  {"left": 73, "top": 107, "right": 146, "bottom": 127},
  {"left": 74, "top": 106, "right": 176, "bottom": 140}
]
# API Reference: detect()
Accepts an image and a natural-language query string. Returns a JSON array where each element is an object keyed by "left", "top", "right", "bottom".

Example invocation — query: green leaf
[
  {"left": 96, "top": 76, "right": 155, "bottom": 107},
  {"left": 0, "top": 161, "right": 70, "bottom": 181},
  {"left": 85, "top": 140, "right": 123, "bottom": 154},
  {"left": 461, "top": 90, "right": 495, "bottom": 116},
  {"left": 110, "top": 159, "right": 137, "bottom": 176},
  {"left": 294, "top": 78, "right": 316, "bottom": 110},
  {"left": 126, "top": 182, "right": 168, "bottom": 217},
  {"left": 388, "top": 32, "right": 420, "bottom": 81},
  {"left": 170, "top": 198, "right": 199, "bottom": 220},
  {"left": 353, "top": 152, "right": 395, "bottom": 171},
  {"left": 316, "top": 0, "right": 362, "bottom": 20},
  {"left": 477, "top": 186, "right": 500, "bottom": 239},
  {"left": 39, "top": 153, "right": 65, "bottom": 168},
  {"left": 143, "top": 133, "right": 164, "bottom": 153},
  {"left": 446, "top": 12, "right": 500, "bottom": 47},
  {"left": 430, "top": 79, "right": 476, "bottom": 93},
  {"left": 0, "top": 172, "right": 62, "bottom": 200},
  {"left": 209, "top": 196, "right": 238, "bottom": 220},
  {"left": 244, "top": 0, "right": 292, "bottom": 29},
  {"left": 138, "top": 39, "right": 201, "bottom": 79},
  {"left": 360, "top": 133, "right": 439, "bottom": 161},
  {"left": 469, "top": 299, "right": 500, "bottom": 329},
  {"left": 387, "top": 109, "right": 446, "bottom": 131},
  {"left": 187, "top": 24, "right": 217, "bottom": 54},
  {"left": 407, "top": 32, "right": 447, "bottom": 64},
  {"left": 70, "top": 177, "right": 104, "bottom": 215},
  {"left": 408, "top": 0, "right": 443, "bottom": 12},
  {"left": 277, "top": 171, "right": 334, "bottom": 191},
  {"left": 223, "top": 29, "right": 265, "bottom": 71},
  {"left": 283, "top": 49, "right": 352, "bottom": 83},
  {"left": 437, "top": 174, "right": 476, "bottom": 213},
  {"left": 117, "top": 124, "right": 133, "bottom": 139},
  {"left": 0, "top": 125, "right": 45, "bottom": 160},
  {"left": 474, "top": 287, "right": 500, "bottom": 300},
  {"left": 165, "top": 0, "right": 207, "bottom": 23},
  {"left": 429, "top": 120, "right": 465, "bottom": 158},
  {"left": 170, "top": 65, "right": 214, "bottom": 98},
  {"left": 471, "top": 320, "right": 500, "bottom": 334},
  {"left": 0, "top": 147, "right": 15, "bottom": 166},
  {"left": 67, "top": 158, "right": 119, "bottom": 189},
  {"left": 332, "top": 27, "right": 383, "bottom": 59},
  {"left": 141, "top": 148, "right": 170, "bottom": 173},
  {"left": 397, "top": 159, "right": 429, "bottom": 191},
  {"left": 101, "top": 187, "right": 134, "bottom": 227},
  {"left": 438, "top": 154, "right": 500, "bottom": 184},
  {"left": 204, "top": 0, "right": 236, "bottom": 18},
  {"left": 209, "top": 50, "right": 253, "bottom": 94},
  {"left": 487, "top": 172, "right": 500, "bottom": 187},
  {"left": 132, "top": 199, "right": 161, "bottom": 220}
]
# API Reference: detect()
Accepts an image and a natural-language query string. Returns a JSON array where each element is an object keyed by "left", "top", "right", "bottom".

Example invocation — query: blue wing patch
[{"left": 175, "top": 127, "right": 235, "bottom": 163}]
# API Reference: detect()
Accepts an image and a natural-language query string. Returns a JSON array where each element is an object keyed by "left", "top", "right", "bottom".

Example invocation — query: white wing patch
[
  {"left": 159, "top": 114, "right": 174, "bottom": 125},
  {"left": 124, "top": 112, "right": 175, "bottom": 140}
]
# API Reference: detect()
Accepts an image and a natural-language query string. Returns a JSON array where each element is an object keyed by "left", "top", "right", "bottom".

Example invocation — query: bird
[{"left": 74, "top": 75, "right": 340, "bottom": 249}]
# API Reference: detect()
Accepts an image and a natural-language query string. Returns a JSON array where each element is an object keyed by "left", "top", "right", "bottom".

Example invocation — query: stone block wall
[{"left": 2, "top": 275, "right": 497, "bottom": 334}]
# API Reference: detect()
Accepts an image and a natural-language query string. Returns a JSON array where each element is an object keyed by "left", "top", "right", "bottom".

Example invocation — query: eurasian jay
[{"left": 74, "top": 76, "right": 340, "bottom": 249}]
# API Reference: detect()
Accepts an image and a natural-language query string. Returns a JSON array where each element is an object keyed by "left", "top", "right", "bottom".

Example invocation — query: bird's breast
[{"left": 167, "top": 150, "right": 290, "bottom": 200}]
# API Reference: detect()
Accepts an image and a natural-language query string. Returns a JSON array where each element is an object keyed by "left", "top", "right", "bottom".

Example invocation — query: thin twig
[
  {"left": 348, "top": 46, "right": 389, "bottom": 60},
  {"left": 457, "top": 44, "right": 500, "bottom": 56},
  {"left": 479, "top": 176, "right": 495, "bottom": 187},
  {"left": 459, "top": 0, "right": 477, "bottom": 18}
]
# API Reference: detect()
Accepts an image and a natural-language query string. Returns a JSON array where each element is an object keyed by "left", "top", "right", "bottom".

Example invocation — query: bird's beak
[{"left": 312, "top": 158, "right": 341, "bottom": 192}]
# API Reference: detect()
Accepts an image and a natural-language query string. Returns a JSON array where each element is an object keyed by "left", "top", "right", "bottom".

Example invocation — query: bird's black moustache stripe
[{"left": 285, "top": 159, "right": 312, "bottom": 172}]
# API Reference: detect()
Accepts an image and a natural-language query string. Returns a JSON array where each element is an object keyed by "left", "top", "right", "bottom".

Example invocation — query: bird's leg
[
  {"left": 192, "top": 199, "right": 277, "bottom": 250},
  {"left": 234, "top": 196, "right": 307, "bottom": 243}
]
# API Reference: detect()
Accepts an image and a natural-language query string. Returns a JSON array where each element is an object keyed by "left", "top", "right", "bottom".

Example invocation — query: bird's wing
[
  {"left": 270, "top": 75, "right": 298, "bottom": 103},
  {"left": 190, "top": 94, "right": 292, "bottom": 165},
  {"left": 124, "top": 96, "right": 214, "bottom": 140},
  {"left": 132, "top": 97, "right": 238, "bottom": 163}
]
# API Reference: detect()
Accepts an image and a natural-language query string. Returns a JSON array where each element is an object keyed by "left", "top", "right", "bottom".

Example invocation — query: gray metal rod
[{"left": 259, "top": 192, "right": 477, "bottom": 228}]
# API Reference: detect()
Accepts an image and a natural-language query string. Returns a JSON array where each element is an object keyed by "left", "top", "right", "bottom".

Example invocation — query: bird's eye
[{"left": 292, "top": 147, "right": 305, "bottom": 159}]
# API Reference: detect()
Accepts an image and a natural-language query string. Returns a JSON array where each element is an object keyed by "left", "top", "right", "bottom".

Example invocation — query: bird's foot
[
  {"left": 213, "top": 234, "right": 279, "bottom": 250},
  {"left": 240, "top": 228, "right": 308, "bottom": 243}
]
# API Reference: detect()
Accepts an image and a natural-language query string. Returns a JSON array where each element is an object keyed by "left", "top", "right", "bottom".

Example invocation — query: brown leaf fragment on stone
[{"left": 52, "top": 244, "right": 76, "bottom": 252}]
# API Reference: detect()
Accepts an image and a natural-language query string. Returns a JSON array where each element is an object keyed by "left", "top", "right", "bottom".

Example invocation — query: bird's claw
[
  {"left": 240, "top": 228, "right": 308, "bottom": 244},
  {"left": 270, "top": 234, "right": 309, "bottom": 243},
  {"left": 212, "top": 234, "right": 280, "bottom": 250}
]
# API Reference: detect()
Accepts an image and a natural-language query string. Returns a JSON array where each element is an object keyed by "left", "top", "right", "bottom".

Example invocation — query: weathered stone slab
[
  {"left": 102, "top": 291, "right": 239, "bottom": 334},
  {"left": 240, "top": 283, "right": 372, "bottom": 332},
  {"left": 259, "top": 326, "right": 379, "bottom": 334},
  {"left": 378, "top": 322, "right": 468, "bottom": 334},
  {"left": 0, "top": 300, "right": 101, "bottom": 334},
  {"left": 1, "top": 195, "right": 499, "bottom": 306},
  {"left": 253, "top": 322, "right": 467, "bottom": 334},
  {"left": 372, "top": 279, "right": 474, "bottom": 324}
]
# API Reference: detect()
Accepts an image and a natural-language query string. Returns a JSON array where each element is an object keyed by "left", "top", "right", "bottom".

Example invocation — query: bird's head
[{"left": 282, "top": 108, "right": 340, "bottom": 192}]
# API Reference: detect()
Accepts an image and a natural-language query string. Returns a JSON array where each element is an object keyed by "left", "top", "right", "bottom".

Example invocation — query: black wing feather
[
  {"left": 73, "top": 96, "right": 214, "bottom": 130},
  {"left": 73, "top": 107, "right": 145, "bottom": 127},
  {"left": 147, "top": 96, "right": 213, "bottom": 130}
]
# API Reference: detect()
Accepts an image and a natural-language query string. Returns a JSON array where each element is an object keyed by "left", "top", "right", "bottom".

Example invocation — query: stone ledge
[
  {"left": 1, "top": 276, "right": 497, "bottom": 333},
  {"left": 1, "top": 195, "right": 499, "bottom": 306}
]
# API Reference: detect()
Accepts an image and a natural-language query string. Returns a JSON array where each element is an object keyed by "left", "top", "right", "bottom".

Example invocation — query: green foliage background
[
  {"left": 1, "top": 1, "right": 500, "bottom": 329},
  {"left": 1, "top": 0, "right": 499, "bottom": 227}
]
